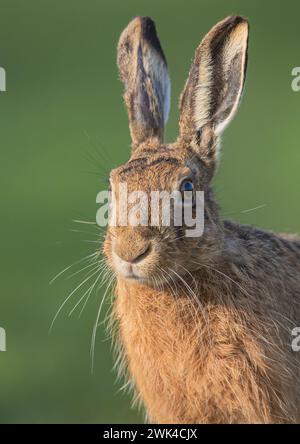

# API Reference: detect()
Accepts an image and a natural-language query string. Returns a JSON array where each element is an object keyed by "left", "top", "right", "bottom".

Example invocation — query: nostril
[
  {"left": 113, "top": 237, "right": 152, "bottom": 264},
  {"left": 129, "top": 244, "right": 151, "bottom": 264}
]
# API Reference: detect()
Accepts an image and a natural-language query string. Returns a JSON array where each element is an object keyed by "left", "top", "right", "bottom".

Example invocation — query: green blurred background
[{"left": 0, "top": 0, "right": 299, "bottom": 424}]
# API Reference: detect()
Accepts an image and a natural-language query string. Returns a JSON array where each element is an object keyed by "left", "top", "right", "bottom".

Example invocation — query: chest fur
[{"left": 114, "top": 280, "right": 294, "bottom": 423}]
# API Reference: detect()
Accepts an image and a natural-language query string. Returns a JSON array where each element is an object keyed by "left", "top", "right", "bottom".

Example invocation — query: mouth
[
  {"left": 116, "top": 265, "right": 172, "bottom": 288},
  {"left": 122, "top": 269, "right": 140, "bottom": 279},
  {"left": 119, "top": 267, "right": 150, "bottom": 283},
  {"left": 110, "top": 246, "right": 171, "bottom": 287},
  {"left": 125, "top": 274, "right": 148, "bottom": 283}
]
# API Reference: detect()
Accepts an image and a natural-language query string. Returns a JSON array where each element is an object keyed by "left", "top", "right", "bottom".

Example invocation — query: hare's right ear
[
  {"left": 117, "top": 17, "right": 170, "bottom": 150},
  {"left": 179, "top": 16, "right": 249, "bottom": 164}
]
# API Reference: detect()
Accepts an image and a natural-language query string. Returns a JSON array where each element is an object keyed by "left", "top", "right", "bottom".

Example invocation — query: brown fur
[{"left": 103, "top": 16, "right": 300, "bottom": 423}]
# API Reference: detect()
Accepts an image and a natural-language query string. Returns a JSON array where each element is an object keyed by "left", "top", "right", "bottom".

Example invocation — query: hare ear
[
  {"left": 179, "top": 16, "right": 248, "bottom": 145},
  {"left": 117, "top": 17, "right": 171, "bottom": 150}
]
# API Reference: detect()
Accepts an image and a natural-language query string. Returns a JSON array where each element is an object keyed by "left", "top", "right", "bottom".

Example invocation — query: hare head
[{"left": 104, "top": 16, "right": 249, "bottom": 285}]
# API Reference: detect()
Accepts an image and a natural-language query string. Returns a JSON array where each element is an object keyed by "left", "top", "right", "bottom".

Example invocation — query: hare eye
[
  {"left": 180, "top": 179, "right": 196, "bottom": 207},
  {"left": 180, "top": 180, "right": 194, "bottom": 192}
]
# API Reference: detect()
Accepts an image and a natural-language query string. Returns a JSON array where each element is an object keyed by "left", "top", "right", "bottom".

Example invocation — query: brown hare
[{"left": 103, "top": 15, "right": 300, "bottom": 423}]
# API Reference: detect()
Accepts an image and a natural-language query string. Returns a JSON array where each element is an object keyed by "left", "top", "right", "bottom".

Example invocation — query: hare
[{"left": 103, "top": 15, "right": 300, "bottom": 423}]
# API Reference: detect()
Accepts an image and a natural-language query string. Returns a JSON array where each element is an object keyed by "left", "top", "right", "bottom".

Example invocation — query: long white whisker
[
  {"left": 192, "top": 260, "right": 250, "bottom": 298},
  {"left": 50, "top": 267, "right": 101, "bottom": 331},
  {"left": 70, "top": 229, "right": 103, "bottom": 238},
  {"left": 68, "top": 266, "right": 105, "bottom": 317},
  {"left": 169, "top": 267, "right": 204, "bottom": 310},
  {"left": 73, "top": 219, "right": 98, "bottom": 226},
  {"left": 90, "top": 274, "right": 115, "bottom": 372},
  {"left": 67, "top": 260, "right": 102, "bottom": 280},
  {"left": 167, "top": 266, "right": 210, "bottom": 340},
  {"left": 78, "top": 264, "right": 111, "bottom": 318},
  {"left": 49, "top": 252, "right": 98, "bottom": 285}
]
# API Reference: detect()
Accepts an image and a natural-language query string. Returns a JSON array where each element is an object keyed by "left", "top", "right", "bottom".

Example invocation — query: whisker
[
  {"left": 167, "top": 266, "right": 210, "bottom": 338},
  {"left": 90, "top": 274, "right": 116, "bottom": 372},
  {"left": 70, "top": 229, "right": 102, "bottom": 237},
  {"left": 222, "top": 204, "right": 267, "bottom": 217},
  {"left": 50, "top": 267, "right": 101, "bottom": 331},
  {"left": 68, "top": 266, "right": 107, "bottom": 317},
  {"left": 66, "top": 259, "right": 103, "bottom": 280},
  {"left": 168, "top": 267, "right": 204, "bottom": 310},
  {"left": 73, "top": 219, "right": 98, "bottom": 226},
  {"left": 192, "top": 260, "right": 251, "bottom": 298},
  {"left": 49, "top": 252, "right": 98, "bottom": 285},
  {"left": 78, "top": 264, "right": 111, "bottom": 318},
  {"left": 168, "top": 234, "right": 187, "bottom": 243},
  {"left": 241, "top": 204, "right": 267, "bottom": 214}
]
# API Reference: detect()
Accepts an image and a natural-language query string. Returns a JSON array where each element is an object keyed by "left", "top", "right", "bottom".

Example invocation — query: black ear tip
[
  {"left": 211, "top": 15, "right": 249, "bottom": 45},
  {"left": 137, "top": 16, "right": 157, "bottom": 42},
  {"left": 232, "top": 15, "right": 248, "bottom": 22},
  {"left": 139, "top": 16, "right": 156, "bottom": 28},
  {"left": 129, "top": 16, "right": 157, "bottom": 35},
  {"left": 226, "top": 15, "right": 249, "bottom": 28},
  {"left": 140, "top": 16, "right": 167, "bottom": 63},
  {"left": 118, "top": 16, "right": 166, "bottom": 62}
]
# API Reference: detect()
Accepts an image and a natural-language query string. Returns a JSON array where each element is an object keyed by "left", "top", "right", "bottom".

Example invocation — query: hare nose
[{"left": 114, "top": 242, "right": 151, "bottom": 264}]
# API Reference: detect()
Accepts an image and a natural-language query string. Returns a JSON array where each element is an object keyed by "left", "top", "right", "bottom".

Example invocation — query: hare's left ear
[
  {"left": 117, "top": 17, "right": 170, "bottom": 150},
  {"left": 179, "top": 16, "right": 249, "bottom": 153}
]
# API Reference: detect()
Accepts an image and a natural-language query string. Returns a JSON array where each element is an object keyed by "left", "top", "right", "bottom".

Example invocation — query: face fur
[
  {"left": 103, "top": 142, "right": 222, "bottom": 286},
  {"left": 103, "top": 15, "right": 248, "bottom": 287}
]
